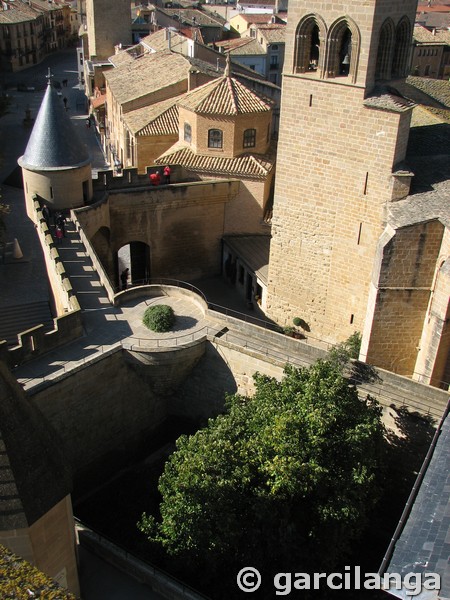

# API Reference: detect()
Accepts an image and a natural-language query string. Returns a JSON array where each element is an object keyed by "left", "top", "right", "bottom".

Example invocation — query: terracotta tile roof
[
  {"left": 215, "top": 37, "right": 256, "bottom": 50},
  {"left": 416, "top": 3, "right": 450, "bottom": 13},
  {"left": 363, "top": 88, "right": 416, "bottom": 113},
  {"left": 155, "top": 142, "right": 275, "bottom": 178},
  {"left": 157, "top": 7, "right": 224, "bottom": 27},
  {"left": 413, "top": 23, "right": 450, "bottom": 44},
  {"left": 91, "top": 93, "right": 106, "bottom": 109},
  {"left": 123, "top": 95, "right": 182, "bottom": 135},
  {"left": 104, "top": 51, "right": 192, "bottom": 106},
  {"left": 407, "top": 76, "right": 450, "bottom": 109},
  {"left": 180, "top": 26, "right": 205, "bottom": 44},
  {"left": 216, "top": 37, "right": 266, "bottom": 56},
  {"left": 235, "top": 13, "right": 275, "bottom": 24},
  {"left": 0, "top": 2, "right": 40, "bottom": 23},
  {"left": 256, "top": 24, "right": 286, "bottom": 44},
  {"left": 410, "top": 104, "right": 450, "bottom": 128},
  {"left": 109, "top": 43, "right": 148, "bottom": 67},
  {"left": 179, "top": 73, "right": 272, "bottom": 115},
  {"left": 239, "top": 0, "right": 276, "bottom": 6},
  {"left": 29, "top": 0, "right": 65, "bottom": 12},
  {"left": 140, "top": 28, "right": 188, "bottom": 53}
]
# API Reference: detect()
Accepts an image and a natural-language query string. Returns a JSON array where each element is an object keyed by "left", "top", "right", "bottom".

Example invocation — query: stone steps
[{"left": 0, "top": 300, "right": 53, "bottom": 346}]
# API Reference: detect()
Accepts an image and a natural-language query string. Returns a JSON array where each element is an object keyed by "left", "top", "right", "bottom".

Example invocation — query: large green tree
[{"left": 139, "top": 358, "right": 385, "bottom": 596}]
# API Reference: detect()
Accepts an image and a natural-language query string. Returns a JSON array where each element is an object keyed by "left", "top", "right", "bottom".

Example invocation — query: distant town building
[
  {"left": 411, "top": 23, "right": 450, "bottom": 79},
  {"left": 0, "top": 0, "right": 70, "bottom": 72}
]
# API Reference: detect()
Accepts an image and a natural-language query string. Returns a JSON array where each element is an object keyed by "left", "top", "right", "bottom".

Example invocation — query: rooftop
[
  {"left": 140, "top": 28, "right": 187, "bottom": 53},
  {"left": 413, "top": 23, "right": 450, "bottom": 44},
  {"left": 179, "top": 70, "right": 272, "bottom": 115},
  {"left": 383, "top": 405, "right": 450, "bottom": 600},
  {"left": 255, "top": 24, "right": 286, "bottom": 44},
  {"left": 104, "top": 51, "right": 192, "bottom": 107},
  {"left": 0, "top": 1, "right": 40, "bottom": 24},
  {"left": 232, "top": 13, "right": 277, "bottom": 24},
  {"left": 156, "top": 7, "right": 225, "bottom": 27},
  {"left": 215, "top": 37, "right": 266, "bottom": 56},
  {"left": 223, "top": 235, "right": 270, "bottom": 284},
  {"left": 18, "top": 77, "right": 90, "bottom": 171},
  {"left": 363, "top": 89, "right": 416, "bottom": 113},
  {"left": 123, "top": 95, "right": 181, "bottom": 136},
  {"left": 156, "top": 143, "right": 275, "bottom": 179}
]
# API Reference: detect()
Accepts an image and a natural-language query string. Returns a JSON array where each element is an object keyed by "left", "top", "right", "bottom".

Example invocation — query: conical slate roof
[
  {"left": 18, "top": 74, "right": 90, "bottom": 171},
  {"left": 0, "top": 362, "right": 72, "bottom": 530}
]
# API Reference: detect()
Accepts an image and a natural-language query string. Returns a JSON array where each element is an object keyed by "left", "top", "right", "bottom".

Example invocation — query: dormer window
[
  {"left": 243, "top": 128, "right": 256, "bottom": 148},
  {"left": 208, "top": 129, "right": 223, "bottom": 149},
  {"left": 184, "top": 122, "right": 192, "bottom": 143}
]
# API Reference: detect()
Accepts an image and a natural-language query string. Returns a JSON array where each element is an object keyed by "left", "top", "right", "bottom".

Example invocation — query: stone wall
[
  {"left": 22, "top": 165, "right": 92, "bottom": 220},
  {"left": 79, "top": 180, "right": 240, "bottom": 283},
  {"left": 0, "top": 496, "right": 80, "bottom": 597},
  {"left": 27, "top": 343, "right": 205, "bottom": 488},
  {"left": 267, "top": 0, "right": 418, "bottom": 345},
  {"left": 365, "top": 221, "right": 445, "bottom": 377},
  {"left": 86, "top": 0, "right": 132, "bottom": 60},
  {"left": 136, "top": 134, "right": 178, "bottom": 174},
  {"left": 267, "top": 76, "right": 403, "bottom": 342}
]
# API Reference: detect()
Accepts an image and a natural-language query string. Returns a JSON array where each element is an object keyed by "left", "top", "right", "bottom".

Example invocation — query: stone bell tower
[
  {"left": 85, "top": 0, "right": 132, "bottom": 61},
  {"left": 266, "top": 0, "right": 418, "bottom": 345}
]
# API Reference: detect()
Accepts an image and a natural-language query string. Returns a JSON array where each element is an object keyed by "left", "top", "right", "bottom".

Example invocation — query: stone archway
[{"left": 117, "top": 241, "right": 151, "bottom": 287}]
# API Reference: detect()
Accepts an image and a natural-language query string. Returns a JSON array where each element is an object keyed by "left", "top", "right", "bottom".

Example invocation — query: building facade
[{"left": 266, "top": 0, "right": 450, "bottom": 384}]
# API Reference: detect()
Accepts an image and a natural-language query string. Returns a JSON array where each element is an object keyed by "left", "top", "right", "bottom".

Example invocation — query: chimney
[{"left": 167, "top": 28, "right": 171, "bottom": 51}]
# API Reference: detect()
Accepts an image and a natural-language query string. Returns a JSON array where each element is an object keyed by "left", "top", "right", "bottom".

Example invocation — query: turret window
[
  {"left": 184, "top": 123, "right": 192, "bottom": 143},
  {"left": 208, "top": 129, "right": 223, "bottom": 149},
  {"left": 243, "top": 128, "right": 256, "bottom": 148}
]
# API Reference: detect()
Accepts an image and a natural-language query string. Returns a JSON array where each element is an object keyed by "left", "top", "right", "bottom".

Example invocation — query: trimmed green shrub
[
  {"left": 293, "top": 317, "right": 310, "bottom": 331},
  {"left": 143, "top": 305, "right": 175, "bottom": 332}
]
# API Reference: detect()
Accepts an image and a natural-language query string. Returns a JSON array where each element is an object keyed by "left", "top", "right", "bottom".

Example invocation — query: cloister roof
[{"left": 156, "top": 142, "right": 275, "bottom": 179}]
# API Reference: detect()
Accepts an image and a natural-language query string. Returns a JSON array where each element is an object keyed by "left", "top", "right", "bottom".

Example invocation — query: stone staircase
[{"left": 0, "top": 301, "right": 53, "bottom": 346}]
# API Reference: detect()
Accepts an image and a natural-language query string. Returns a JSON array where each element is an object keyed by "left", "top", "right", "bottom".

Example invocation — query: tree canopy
[{"left": 139, "top": 358, "right": 385, "bottom": 596}]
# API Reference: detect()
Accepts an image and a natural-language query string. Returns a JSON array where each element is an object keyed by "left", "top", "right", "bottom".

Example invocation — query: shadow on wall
[{"left": 170, "top": 343, "right": 239, "bottom": 421}]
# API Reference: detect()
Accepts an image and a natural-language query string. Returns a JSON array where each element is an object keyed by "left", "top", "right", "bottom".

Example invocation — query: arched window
[
  {"left": 392, "top": 17, "right": 411, "bottom": 78},
  {"left": 293, "top": 14, "right": 326, "bottom": 75},
  {"left": 208, "top": 129, "right": 223, "bottom": 149},
  {"left": 375, "top": 18, "right": 395, "bottom": 81},
  {"left": 326, "top": 17, "right": 360, "bottom": 83},
  {"left": 243, "top": 128, "right": 256, "bottom": 148},
  {"left": 184, "top": 123, "right": 191, "bottom": 143}
]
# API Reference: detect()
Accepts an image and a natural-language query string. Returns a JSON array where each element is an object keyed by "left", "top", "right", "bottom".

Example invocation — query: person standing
[
  {"left": 120, "top": 268, "right": 129, "bottom": 290},
  {"left": 149, "top": 171, "right": 161, "bottom": 186},
  {"left": 55, "top": 213, "right": 66, "bottom": 237},
  {"left": 55, "top": 226, "right": 63, "bottom": 244},
  {"left": 163, "top": 165, "right": 171, "bottom": 184},
  {"left": 42, "top": 204, "right": 50, "bottom": 226}
]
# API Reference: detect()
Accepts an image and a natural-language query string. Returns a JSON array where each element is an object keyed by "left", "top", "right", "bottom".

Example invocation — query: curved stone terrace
[{"left": 12, "top": 282, "right": 219, "bottom": 390}]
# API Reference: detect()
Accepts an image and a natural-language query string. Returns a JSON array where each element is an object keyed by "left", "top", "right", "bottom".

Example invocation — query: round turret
[{"left": 18, "top": 70, "right": 92, "bottom": 220}]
